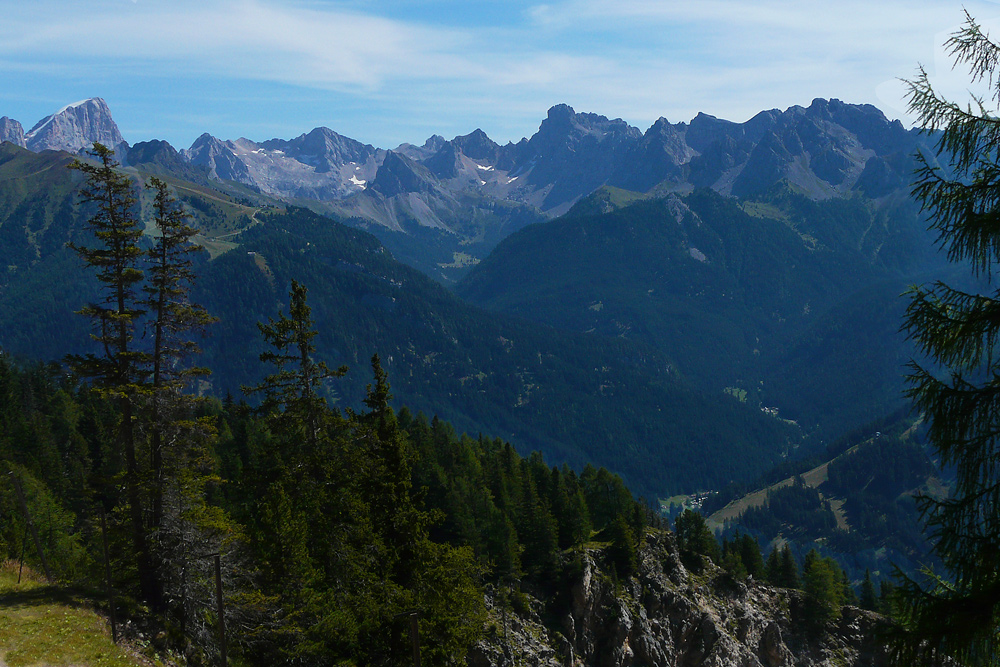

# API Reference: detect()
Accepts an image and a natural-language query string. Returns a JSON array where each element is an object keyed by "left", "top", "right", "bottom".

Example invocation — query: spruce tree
[
  {"left": 860, "top": 569, "right": 878, "bottom": 611},
  {"left": 739, "top": 533, "right": 765, "bottom": 579},
  {"left": 68, "top": 143, "right": 158, "bottom": 606},
  {"left": 141, "top": 177, "right": 226, "bottom": 630},
  {"left": 896, "top": 12, "right": 1000, "bottom": 664},
  {"left": 245, "top": 279, "right": 346, "bottom": 456},
  {"left": 778, "top": 545, "right": 800, "bottom": 589},
  {"left": 802, "top": 550, "right": 844, "bottom": 625},
  {"left": 765, "top": 547, "right": 782, "bottom": 584},
  {"left": 142, "top": 177, "right": 215, "bottom": 530},
  {"left": 674, "top": 509, "right": 720, "bottom": 570}
]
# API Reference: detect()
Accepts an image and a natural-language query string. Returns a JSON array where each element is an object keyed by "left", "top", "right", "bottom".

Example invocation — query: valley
[{"left": 0, "top": 92, "right": 964, "bottom": 665}]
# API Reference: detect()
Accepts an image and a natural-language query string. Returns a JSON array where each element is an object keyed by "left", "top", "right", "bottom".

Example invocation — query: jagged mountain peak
[
  {"left": 0, "top": 117, "right": 25, "bottom": 148},
  {"left": 188, "top": 132, "right": 217, "bottom": 149},
  {"left": 452, "top": 128, "right": 499, "bottom": 162},
  {"left": 370, "top": 150, "right": 437, "bottom": 197},
  {"left": 422, "top": 134, "right": 447, "bottom": 152},
  {"left": 535, "top": 104, "right": 642, "bottom": 142},
  {"left": 24, "top": 97, "right": 125, "bottom": 154},
  {"left": 262, "top": 126, "right": 378, "bottom": 174},
  {"left": 423, "top": 140, "right": 460, "bottom": 179},
  {"left": 393, "top": 134, "right": 448, "bottom": 162}
]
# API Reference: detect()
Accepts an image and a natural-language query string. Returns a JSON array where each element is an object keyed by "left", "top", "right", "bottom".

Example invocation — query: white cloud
[{"left": 4, "top": 0, "right": 1000, "bottom": 147}]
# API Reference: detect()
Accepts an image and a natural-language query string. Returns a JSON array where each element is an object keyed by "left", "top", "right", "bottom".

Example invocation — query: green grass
[{"left": 0, "top": 561, "right": 142, "bottom": 667}]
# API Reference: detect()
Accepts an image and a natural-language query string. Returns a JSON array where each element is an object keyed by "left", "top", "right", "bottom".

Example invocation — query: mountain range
[
  {"left": 0, "top": 96, "right": 950, "bottom": 500},
  {"left": 1, "top": 96, "right": 931, "bottom": 282}
]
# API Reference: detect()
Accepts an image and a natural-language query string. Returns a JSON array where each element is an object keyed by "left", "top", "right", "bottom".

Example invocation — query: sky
[{"left": 2, "top": 0, "right": 1000, "bottom": 151}]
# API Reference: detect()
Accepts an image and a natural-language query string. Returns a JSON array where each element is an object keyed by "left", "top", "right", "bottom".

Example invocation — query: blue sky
[{"left": 2, "top": 0, "right": 998, "bottom": 150}]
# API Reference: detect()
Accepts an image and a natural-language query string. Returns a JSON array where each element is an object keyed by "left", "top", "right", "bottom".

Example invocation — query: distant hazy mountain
[
  {"left": 23, "top": 98, "right": 125, "bottom": 154},
  {"left": 2, "top": 96, "right": 930, "bottom": 282},
  {"left": 181, "top": 127, "right": 384, "bottom": 201}
]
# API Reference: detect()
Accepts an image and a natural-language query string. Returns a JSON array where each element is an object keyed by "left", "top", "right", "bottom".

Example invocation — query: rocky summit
[
  {"left": 0, "top": 116, "right": 25, "bottom": 147},
  {"left": 23, "top": 97, "right": 125, "bottom": 154}
]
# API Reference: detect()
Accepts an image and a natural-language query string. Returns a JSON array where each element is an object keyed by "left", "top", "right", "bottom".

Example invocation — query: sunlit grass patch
[{"left": 0, "top": 561, "right": 139, "bottom": 667}]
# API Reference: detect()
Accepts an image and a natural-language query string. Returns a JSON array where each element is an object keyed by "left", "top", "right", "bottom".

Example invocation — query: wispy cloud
[{"left": 2, "top": 0, "right": 997, "bottom": 147}]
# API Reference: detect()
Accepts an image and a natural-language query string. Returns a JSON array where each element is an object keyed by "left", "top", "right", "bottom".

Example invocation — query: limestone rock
[
  {"left": 24, "top": 98, "right": 124, "bottom": 154},
  {"left": 0, "top": 116, "right": 25, "bottom": 147},
  {"left": 470, "top": 531, "right": 890, "bottom": 667}
]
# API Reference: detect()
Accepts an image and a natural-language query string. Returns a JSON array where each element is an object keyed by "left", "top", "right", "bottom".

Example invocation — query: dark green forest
[
  {"left": 0, "top": 142, "right": 798, "bottom": 497},
  {"left": 0, "top": 145, "right": 665, "bottom": 664},
  {"left": 456, "top": 185, "right": 961, "bottom": 444},
  {"left": 0, "top": 343, "right": 661, "bottom": 664},
  {"left": 0, "top": 145, "right": 902, "bottom": 666}
]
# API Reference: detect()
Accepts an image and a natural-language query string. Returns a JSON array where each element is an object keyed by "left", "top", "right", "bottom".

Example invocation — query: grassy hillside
[{"left": 0, "top": 563, "right": 142, "bottom": 667}]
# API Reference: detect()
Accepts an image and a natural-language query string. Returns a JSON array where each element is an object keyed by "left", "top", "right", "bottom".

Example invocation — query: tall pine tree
[
  {"left": 142, "top": 176, "right": 215, "bottom": 531},
  {"left": 897, "top": 11, "right": 1000, "bottom": 665},
  {"left": 68, "top": 143, "right": 158, "bottom": 606}
]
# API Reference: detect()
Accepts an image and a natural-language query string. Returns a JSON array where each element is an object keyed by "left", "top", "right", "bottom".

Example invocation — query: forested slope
[
  {"left": 457, "top": 186, "right": 953, "bottom": 443},
  {"left": 0, "top": 143, "right": 798, "bottom": 495}
]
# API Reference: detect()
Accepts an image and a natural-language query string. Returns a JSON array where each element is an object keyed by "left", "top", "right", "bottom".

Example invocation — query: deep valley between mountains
[{"left": 0, "top": 94, "right": 952, "bottom": 665}]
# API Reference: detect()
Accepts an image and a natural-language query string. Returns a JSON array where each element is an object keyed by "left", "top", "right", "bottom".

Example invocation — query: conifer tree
[
  {"left": 245, "top": 279, "right": 346, "bottom": 457},
  {"left": 775, "top": 545, "right": 800, "bottom": 589},
  {"left": 738, "top": 533, "right": 765, "bottom": 579},
  {"left": 802, "top": 549, "right": 844, "bottom": 625},
  {"left": 897, "top": 12, "right": 1000, "bottom": 664},
  {"left": 674, "top": 509, "right": 720, "bottom": 570},
  {"left": 142, "top": 177, "right": 215, "bottom": 531},
  {"left": 722, "top": 545, "right": 748, "bottom": 580},
  {"left": 605, "top": 513, "right": 638, "bottom": 577},
  {"left": 68, "top": 143, "right": 157, "bottom": 606},
  {"left": 859, "top": 569, "right": 878, "bottom": 611},
  {"left": 765, "top": 547, "right": 782, "bottom": 584}
]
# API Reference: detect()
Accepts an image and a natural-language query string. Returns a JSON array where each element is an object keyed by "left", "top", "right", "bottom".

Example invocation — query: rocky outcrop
[
  {"left": 468, "top": 531, "right": 890, "bottom": 667},
  {"left": 0, "top": 117, "right": 25, "bottom": 147},
  {"left": 24, "top": 98, "right": 125, "bottom": 154}
]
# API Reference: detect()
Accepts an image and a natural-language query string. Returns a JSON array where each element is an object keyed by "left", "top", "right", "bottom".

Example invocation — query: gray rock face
[
  {"left": 0, "top": 117, "right": 25, "bottom": 147},
  {"left": 180, "top": 129, "right": 382, "bottom": 200},
  {"left": 24, "top": 98, "right": 124, "bottom": 153},
  {"left": 158, "top": 98, "right": 923, "bottom": 238},
  {"left": 468, "top": 532, "right": 891, "bottom": 667},
  {"left": 183, "top": 133, "right": 253, "bottom": 183}
]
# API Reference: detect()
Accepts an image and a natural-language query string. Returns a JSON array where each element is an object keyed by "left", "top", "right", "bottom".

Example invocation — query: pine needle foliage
[
  {"left": 896, "top": 11, "right": 1000, "bottom": 666},
  {"left": 66, "top": 143, "right": 146, "bottom": 389},
  {"left": 244, "top": 280, "right": 346, "bottom": 447},
  {"left": 67, "top": 143, "right": 158, "bottom": 606},
  {"left": 142, "top": 176, "right": 216, "bottom": 533}
]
